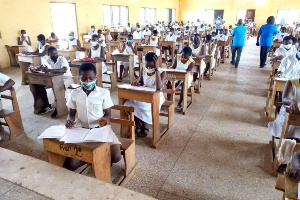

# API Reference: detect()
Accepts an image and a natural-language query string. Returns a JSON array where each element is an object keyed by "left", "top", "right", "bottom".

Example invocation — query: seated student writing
[
  {"left": 29, "top": 46, "right": 73, "bottom": 117},
  {"left": 191, "top": 34, "right": 206, "bottom": 83},
  {"left": 216, "top": 29, "right": 229, "bottom": 63},
  {"left": 142, "top": 25, "right": 152, "bottom": 37},
  {"left": 133, "top": 25, "right": 144, "bottom": 40},
  {"left": 46, "top": 32, "right": 58, "bottom": 43},
  {"left": 276, "top": 45, "right": 300, "bottom": 78},
  {"left": 65, "top": 63, "right": 121, "bottom": 170},
  {"left": 124, "top": 53, "right": 166, "bottom": 137},
  {"left": 67, "top": 31, "right": 84, "bottom": 59},
  {"left": 162, "top": 28, "right": 177, "bottom": 63},
  {"left": 22, "top": 34, "right": 50, "bottom": 62},
  {"left": 168, "top": 47, "right": 194, "bottom": 111},
  {"left": 268, "top": 78, "right": 300, "bottom": 140},
  {"left": 147, "top": 30, "right": 161, "bottom": 56},
  {"left": 273, "top": 27, "right": 289, "bottom": 42},
  {"left": 97, "top": 30, "right": 106, "bottom": 47},
  {"left": 118, "top": 34, "right": 138, "bottom": 81},
  {"left": 271, "top": 36, "right": 296, "bottom": 63},
  {"left": 18, "top": 29, "right": 32, "bottom": 52},
  {"left": 87, "top": 34, "right": 107, "bottom": 74},
  {"left": 203, "top": 35, "right": 216, "bottom": 77},
  {"left": 0, "top": 73, "right": 15, "bottom": 110}
]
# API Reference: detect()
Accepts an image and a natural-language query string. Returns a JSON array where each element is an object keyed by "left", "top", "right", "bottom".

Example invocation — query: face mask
[
  {"left": 145, "top": 67, "right": 155, "bottom": 74},
  {"left": 297, "top": 52, "right": 300, "bottom": 58},
  {"left": 177, "top": 31, "right": 181, "bottom": 34},
  {"left": 137, "top": 28, "right": 141, "bottom": 31},
  {"left": 90, "top": 41, "right": 98, "bottom": 47},
  {"left": 69, "top": 36, "right": 74, "bottom": 40},
  {"left": 23, "top": 34, "right": 27, "bottom": 37},
  {"left": 212, "top": 37, "right": 216, "bottom": 40},
  {"left": 127, "top": 40, "right": 133, "bottom": 44},
  {"left": 169, "top": 32, "right": 173, "bottom": 36},
  {"left": 91, "top": 28, "right": 95, "bottom": 31},
  {"left": 50, "top": 55, "right": 58, "bottom": 62},
  {"left": 185, "top": 30, "right": 189, "bottom": 33},
  {"left": 283, "top": 44, "right": 292, "bottom": 50},
  {"left": 181, "top": 57, "right": 188, "bottom": 62},
  {"left": 194, "top": 40, "right": 200, "bottom": 45},
  {"left": 37, "top": 41, "right": 42, "bottom": 46},
  {"left": 146, "top": 28, "right": 149, "bottom": 31},
  {"left": 81, "top": 80, "right": 96, "bottom": 90}
]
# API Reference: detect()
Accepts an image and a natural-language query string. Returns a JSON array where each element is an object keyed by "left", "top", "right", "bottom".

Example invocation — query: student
[
  {"left": 126, "top": 23, "right": 132, "bottom": 33},
  {"left": 147, "top": 30, "right": 161, "bottom": 56},
  {"left": 228, "top": 25, "right": 233, "bottom": 36},
  {"left": 271, "top": 36, "right": 296, "bottom": 63},
  {"left": 29, "top": 46, "right": 72, "bottom": 117},
  {"left": 118, "top": 34, "right": 138, "bottom": 81},
  {"left": 183, "top": 26, "right": 190, "bottom": 36},
  {"left": 169, "top": 47, "right": 194, "bottom": 111},
  {"left": 268, "top": 78, "right": 300, "bottom": 139},
  {"left": 276, "top": 46, "right": 300, "bottom": 78},
  {"left": 143, "top": 25, "right": 152, "bottom": 37},
  {"left": 133, "top": 25, "right": 144, "bottom": 40},
  {"left": 67, "top": 31, "right": 84, "bottom": 59},
  {"left": 0, "top": 73, "right": 15, "bottom": 110},
  {"left": 199, "top": 24, "right": 205, "bottom": 32},
  {"left": 87, "top": 25, "right": 97, "bottom": 36},
  {"left": 97, "top": 30, "right": 106, "bottom": 47},
  {"left": 117, "top": 23, "right": 123, "bottom": 33},
  {"left": 18, "top": 29, "right": 32, "bottom": 52},
  {"left": 191, "top": 34, "right": 206, "bottom": 83},
  {"left": 124, "top": 53, "right": 166, "bottom": 137},
  {"left": 203, "top": 35, "right": 216, "bottom": 76},
  {"left": 65, "top": 63, "right": 121, "bottom": 170},
  {"left": 211, "top": 32, "right": 217, "bottom": 42},
  {"left": 162, "top": 28, "right": 177, "bottom": 63},
  {"left": 46, "top": 32, "right": 58, "bottom": 43},
  {"left": 22, "top": 34, "right": 50, "bottom": 62},
  {"left": 88, "top": 34, "right": 107, "bottom": 74},
  {"left": 274, "top": 27, "right": 289, "bottom": 42},
  {"left": 216, "top": 29, "right": 228, "bottom": 42}
]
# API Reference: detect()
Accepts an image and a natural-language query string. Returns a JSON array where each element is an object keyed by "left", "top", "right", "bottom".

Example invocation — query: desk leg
[
  {"left": 29, "top": 84, "right": 44, "bottom": 114},
  {"left": 7, "top": 49, "right": 18, "bottom": 66},
  {"left": 208, "top": 58, "right": 212, "bottom": 80},
  {"left": 151, "top": 96, "right": 160, "bottom": 148},
  {"left": 110, "top": 63, "right": 117, "bottom": 90},
  {"left": 52, "top": 76, "right": 68, "bottom": 118},
  {"left": 96, "top": 62, "right": 103, "bottom": 87},
  {"left": 19, "top": 61, "right": 29, "bottom": 85},
  {"left": 197, "top": 64, "right": 201, "bottom": 93},
  {"left": 182, "top": 75, "right": 188, "bottom": 115},
  {"left": 172, "top": 44, "right": 175, "bottom": 60},
  {"left": 92, "top": 142, "right": 112, "bottom": 184},
  {"left": 129, "top": 56, "right": 134, "bottom": 83},
  {"left": 118, "top": 97, "right": 130, "bottom": 138},
  {"left": 46, "top": 151, "right": 66, "bottom": 167}
]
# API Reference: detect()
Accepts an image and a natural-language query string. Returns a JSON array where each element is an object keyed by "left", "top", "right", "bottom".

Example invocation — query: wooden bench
[
  {"left": 0, "top": 87, "right": 25, "bottom": 141},
  {"left": 43, "top": 105, "right": 137, "bottom": 186}
]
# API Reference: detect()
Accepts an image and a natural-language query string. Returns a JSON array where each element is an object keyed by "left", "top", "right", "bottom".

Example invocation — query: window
[
  {"left": 141, "top": 8, "right": 157, "bottom": 25},
  {"left": 276, "top": 10, "right": 300, "bottom": 25},
  {"left": 237, "top": 9, "right": 247, "bottom": 22},
  {"left": 204, "top": 10, "right": 224, "bottom": 24},
  {"left": 102, "top": 5, "right": 129, "bottom": 28},
  {"left": 50, "top": 3, "right": 78, "bottom": 39},
  {"left": 165, "top": 9, "right": 176, "bottom": 22}
]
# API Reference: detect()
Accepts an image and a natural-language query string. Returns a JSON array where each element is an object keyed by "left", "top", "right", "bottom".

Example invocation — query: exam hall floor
[{"left": 0, "top": 37, "right": 281, "bottom": 200}]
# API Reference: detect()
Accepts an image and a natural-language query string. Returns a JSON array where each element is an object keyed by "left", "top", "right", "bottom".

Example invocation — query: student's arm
[
  {"left": 186, "top": 62, "right": 194, "bottom": 72},
  {"left": 132, "top": 65, "right": 144, "bottom": 86},
  {"left": 76, "top": 40, "right": 82, "bottom": 51},
  {"left": 33, "top": 45, "right": 49, "bottom": 56},
  {"left": 153, "top": 55, "right": 165, "bottom": 90},
  {"left": 88, "top": 48, "right": 92, "bottom": 58},
  {"left": 17, "top": 37, "right": 22, "bottom": 45},
  {"left": 282, "top": 80, "right": 300, "bottom": 113},
  {"left": 66, "top": 108, "right": 77, "bottom": 129},
  {"left": 27, "top": 37, "right": 32, "bottom": 46},
  {"left": 0, "top": 79, "right": 15, "bottom": 92},
  {"left": 171, "top": 55, "right": 177, "bottom": 69},
  {"left": 101, "top": 108, "right": 111, "bottom": 125},
  {"left": 256, "top": 28, "right": 262, "bottom": 46},
  {"left": 120, "top": 42, "right": 126, "bottom": 53}
]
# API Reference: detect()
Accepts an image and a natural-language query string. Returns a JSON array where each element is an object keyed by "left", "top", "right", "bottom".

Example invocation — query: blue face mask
[
  {"left": 81, "top": 80, "right": 96, "bottom": 90},
  {"left": 127, "top": 40, "right": 133, "bottom": 44},
  {"left": 69, "top": 36, "right": 74, "bottom": 40},
  {"left": 169, "top": 32, "right": 173, "bottom": 36},
  {"left": 297, "top": 52, "right": 300, "bottom": 58}
]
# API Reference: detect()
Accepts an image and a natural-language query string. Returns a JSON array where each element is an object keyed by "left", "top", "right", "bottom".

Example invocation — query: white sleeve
[
  {"left": 102, "top": 90, "right": 114, "bottom": 109},
  {"left": 273, "top": 48, "right": 280, "bottom": 57},
  {"left": 66, "top": 91, "right": 77, "bottom": 109},
  {"left": 278, "top": 57, "right": 288, "bottom": 72},
  {"left": 62, "top": 57, "right": 70, "bottom": 68},
  {"left": 0, "top": 73, "right": 11, "bottom": 86}
]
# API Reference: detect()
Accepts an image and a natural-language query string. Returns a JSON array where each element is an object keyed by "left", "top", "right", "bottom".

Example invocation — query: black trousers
[
  {"left": 260, "top": 46, "right": 270, "bottom": 67},
  {"left": 231, "top": 46, "right": 243, "bottom": 66}
]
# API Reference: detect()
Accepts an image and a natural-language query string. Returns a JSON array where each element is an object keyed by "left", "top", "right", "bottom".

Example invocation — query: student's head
[
  {"left": 91, "top": 26, "right": 95, "bottom": 31},
  {"left": 238, "top": 19, "right": 243, "bottom": 26},
  {"left": 181, "top": 47, "right": 192, "bottom": 62},
  {"left": 219, "top": 29, "right": 224, "bottom": 34},
  {"left": 193, "top": 34, "right": 201, "bottom": 45},
  {"left": 224, "top": 29, "right": 228, "bottom": 35},
  {"left": 206, "top": 34, "right": 212, "bottom": 42},
  {"left": 185, "top": 26, "right": 189, "bottom": 30},
  {"left": 211, "top": 32, "right": 216, "bottom": 37},
  {"left": 229, "top": 25, "right": 232, "bottom": 29},
  {"left": 51, "top": 32, "right": 56, "bottom": 37},
  {"left": 153, "top": 30, "right": 158, "bottom": 36},
  {"left": 169, "top": 28, "right": 174, "bottom": 35},
  {"left": 145, "top": 52, "right": 156, "bottom": 71},
  {"left": 47, "top": 46, "right": 58, "bottom": 62},
  {"left": 197, "top": 19, "right": 200, "bottom": 22},
  {"left": 292, "top": 36, "right": 297, "bottom": 45},
  {"left": 146, "top": 25, "right": 150, "bottom": 30},
  {"left": 128, "top": 23, "right": 130, "bottom": 26},
  {"left": 21, "top": 29, "right": 26, "bottom": 35},
  {"left": 79, "top": 63, "right": 97, "bottom": 90},
  {"left": 37, "top": 34, "right": 46, "bottom": 45},
  {"left": 200, "top": 24, "right": 204, "bottom": 28},
  {"left": 127, "top": 34, "right": 133, "bottom": 42},
  {"left": 137, "top": 25, "right": 141, "bottom": 32},
  {"left": 69, "top": 31, "right": 75, "bottom": 40},
  {"left": 97, "top": 29, "right": 103, "bottom": 35},
  {"left": 280, "top": 27, "right": 287, "bottom": 33},
  {"left": 267, "top": 16, "right": 275, "bottom": 25},
  {"left": 91, "top": 34, "right": 99, "bottom": 47},
  {"left": 282, "top": 36, "right": 293, "bottom": 49}
]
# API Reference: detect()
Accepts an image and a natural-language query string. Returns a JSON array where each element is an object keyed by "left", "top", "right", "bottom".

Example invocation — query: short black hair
[
  {"left": 170, "top": 28, "right": 174, "bottom": 31},
  {"left": 97, "top": 29, "right": 102, "bottom": 33},
  {"left": 267, "top": 16, "right": 275, "bottom": 24},
  {"left": 145, "top": 52, "right": 155, "bottom": 62},
  {"left": 283, "top": 35, "right": 292, "bottom": 41},
  {"left": 79, "top": 63, "right": 97, "bottom": 75},
  {"left": 194, "top": 33, "right": 200, "bottom": 37},
  {"left": 281, "top": 27, "right": 287, "bottom": 32},
  {"left": 21, "top": 29, "right": 25, "bottom": 33},
  {"left": 91, "top": 25, "right": 95, "bottom": 28},
  {"left": 206, "top": 34, "right": 212, "bottom": 41},
  {"left": 127, "top": 34, "right": 133, "bottom": 38},
  {"left": 51, "top": 32, "right": 55, "bottom": 35},
  {"left": 211, "top": 32, "right": 216, "bottom": 35},
  {"left": 37, "top": 34, "right": 45, "bottom": 41},
  {"left": 182, "top": 47, "right": 192, "bottom": 56},
  {"left": 92, "top": 34, "right": 99, "bottom": 39},
  {"left": 153, "top": 30, "right": 158, "bottom": 34},
  {"left": 291, "top": 36, "right": 297, "bottom": 44},
  {"left": 47, "top": 46, "right": 57, "bottom": 54}
]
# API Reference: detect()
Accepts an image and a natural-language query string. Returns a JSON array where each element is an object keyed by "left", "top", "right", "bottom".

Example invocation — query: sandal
[
  {"left": 176, "top": 104, "right": 182, "bottom": 112},
  {"left": 135, "top": 127, "right": 149, "bottom": 138}
]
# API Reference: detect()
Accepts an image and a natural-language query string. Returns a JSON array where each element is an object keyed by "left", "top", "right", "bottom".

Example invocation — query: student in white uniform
[
  {"left": 216, "top": 29, "right": 228, "bottom": 63},
  {"left": 274, "top": 27, "right": 289, "bottom": 42},
  {"left": 87, "top": 25, "right": 97, "bottom": 36},
  {"left": 124, "top": 53, "right": 166, "bottom": 137},
  {"left": 277, "top": 48, "right": 300, "bottom": 79},
  {"left": 67, "top": 31, "right": 84, "bottom": 59},
  {"left": 88, "top": 34, "right": 107, "bottom": 74},
  {"left": 65, "top": 63, "right": 121, "bottom": 170},
  {"left": 22, "top": 34, "right": 50, "bottom": 62},
  {"left": 46, "top": 32, "right": 58, "bottom": 43},
  {"left": 147, "top": 30, "right": 161, "bottom": 56},
  {"left": 97, "top": 30, "right": 106, "bottom": 47},
  {"left": 191, "top": 34, "right": 206, "bottom": 83},
  {"left": 29, "top": 46, "right": 72, "bottom": 117},
  {"left": 133, "top": 25, "right": 144, "bottom": 39},
  {"left": 18, "top": 29, "right": 32, "bottom": 52},
  {"left": 268, "top": 79, "right": 300, "bottom": 139},
  {"left": 168, "top": 47, "right": 194, "bottom": 111},
  {"left": 271, "top": 36, "right": 297, "bottom": 63},
  {"left": 183, "top": 26, "right": 190, "bottom": 36},
  {"left": 162, "top": 28, "right": 177, "bottom": 62},
  {"left": 126, "top": 23, "right": 132, "bottom": 33},
  {"left": 0, "top": 73, "right": 15, "bottom": 111},
  {"left": 118, "top": 34, "right": 138, "bottom": 81},
  {"left": 203, "top": 34, "right": 216, "bottom": 76},
  {"left": 143, "top": 25, "right": 152, "bottom": 37}
]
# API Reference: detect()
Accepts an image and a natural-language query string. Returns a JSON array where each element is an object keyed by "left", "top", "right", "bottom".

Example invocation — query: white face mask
[
  {"left": 145, "top": 67, "right": 155, "bottom": 74},
  {"left": 91, "top": 28, "right": 95, "bottom": 31},
  {"left": 23, "top": 34, "right": 27, "bottom": 37},
  {"left": 37, "top": 41, "right": 42, "bottom": 47},
  {"left": 90, "top": 41, "right": 98, "bottom": 47},
  {"left": 283, "top": 44, "right": 292, "bottom": 50}
]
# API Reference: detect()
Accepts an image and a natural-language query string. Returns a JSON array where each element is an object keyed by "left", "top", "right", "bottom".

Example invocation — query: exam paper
[
  {"left": 37, "top": 125, "right": 66, "bottom": 139},
  {"left": 118, "top": 84, "right": 156, "bottom": 92},
  {"left": 83, "top": 125, "right": 113, "bottom": 142}
]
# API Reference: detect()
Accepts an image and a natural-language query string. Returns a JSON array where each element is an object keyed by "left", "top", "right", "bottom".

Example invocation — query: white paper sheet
[
  {"left": 37, "top": 125, "right": 66, "bottom": 139},
  {"left": 118, "top": 84, "right": 156, "bottom": 92},
  {"left": 60, "top": 128, "right": 90, "bottom": 143},
  {"left": 83, "top": 125, "right": 113, "bottom": 142},
  {"left": 162, "top": 68, "right": 187, "bottom": 73}
]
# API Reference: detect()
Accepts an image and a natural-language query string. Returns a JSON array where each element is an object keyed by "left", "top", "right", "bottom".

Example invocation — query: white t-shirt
[
  {"left": 274, "top": 33, "right": 289, "bottom": 42},
  {"left": 133, "top": 31, "right": 144, "bottom": 39},
  {"left": 165, "top": 34, "right": 177, "bottom": 42},
  {"left": 42, "top": 56, "right": 72, "bottom": 78},
  {"left": 274, "top": 45, "right": 297, "bottom": 59},
  {"left": 279, "top": 54, "right": 300, "bottom": 78},
  {"left": 216, "top": 34, "right": 228, "bottom": 42},
  {"left": 143, "top": 30, "right": 152, "bottom": 36},
  {"left": 0, "top": 73, "right": 11, "bottom": 86},
  {"left": 88, "top": 30, "right": 97, "bottom": 36},
  {"left": 67, "top": 86, "right": 114, "bottom": 128}
]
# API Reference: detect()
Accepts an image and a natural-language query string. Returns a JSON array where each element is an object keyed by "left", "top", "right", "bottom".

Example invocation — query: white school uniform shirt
[
  {"left": 216, "top": 34, "right": 228, "bottom": 42},
  {"left": 133, "top": 31, "right": 144, "bottom": 39},
  {"left": 274, "top": 45, "right": 297, "bottom": 59},
  {"left": 67, "top": 86, "right": 114, "bottom": 129},
  {"left": 38, "top": 43, "right": 50, "bottom": 61},
  {"left": 165, "top": 34, "right": 177, "bottom": 42},
  {"left": 143, "top": 30, "right": 152, "bottom": 36},
  {"left": 274, "top": 32, "right": 289, "bottom": 42},
  {"left": 0, "top": 73, "right": 11, "bottom": 110},
  {"left": 183, "top": 30, "right": 190, "bottom": 36},
  {"left": 19, "top": 36, "right": 33, "bottom": 52},
  {"left": 42, "top": 56, "right": 72, "bottom": 78},
  {"left": 88, "top": 30, "right": 97, "bottom": 36},
  {"left": 126, "top": 26, "right": 132, "bottom": 33},
  {"left": 279, "top": 54, "right": 300, "bottom": 78},
  {"left": 90, "top": 46, "right": 108, "bottom": 73}
]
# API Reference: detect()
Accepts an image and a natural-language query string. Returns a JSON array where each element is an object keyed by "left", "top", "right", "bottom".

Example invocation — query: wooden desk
[
  {"left": 164, "top": 69, "right": 190, "bottom": 114},
  {"left": 17, "top": 54, "right": 41, "bottom": 84},
  {"left": 107, "top": 41, "right": 120, "bottom": 62},
  {"left": 57, "top": 50, "right": 76, "bottom": 63},
  {"left": 111, "top": 54, "right": 135, "bottom": 83},
  {"left": 48, "top": 41, "right": 58, "bottom": 47},
  {"left": 204, "top": 55, "right": 214, "bottom": 80},
  {"left": 217, "top": 40, "right": 229, "bottom": 63},
  {"left": 118, "top": 87, "right": 162, "bottom": 148},
  {"left": 193, "top": 57, "right": 205, "bottom": 93},
  {"left": 285, "top": 164, "right": 298, "bottom": 200},
  {"left": 161, "top": 41, "right": 176, "bottom": 61},
  {"left": 137, "top": 45, "right": 157, "bottom": 63},
  {"left": 26, "top": 72, "right": 68, "bottom": 118},
  {"left": 5, "top": 45, "right": 25, "bottom": 67},
  {"left": 43, "top": 139, "right": 111, "bottom": 183}
]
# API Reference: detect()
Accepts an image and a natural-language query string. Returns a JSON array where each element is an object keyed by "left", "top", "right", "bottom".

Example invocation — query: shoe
[
  {"left": 230, "top": 61, "right": 235, "bottom": 65},
  {"left": 39, "top": 105, "right": 54, "bottom": 114},
  {"left": 235, "top": 65, "right": 238, "bottom": 68},
  {"left": 176, "top": 104, "right": 182, "bottom": 112},
  {"left": 51, "top": 109, "right": 57, "bottom": 118},
  {"left": 168, "top": 59, "right": 172, "bottom": 63}
]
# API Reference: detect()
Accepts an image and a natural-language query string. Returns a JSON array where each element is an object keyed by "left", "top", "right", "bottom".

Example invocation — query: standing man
[
  {"left": 256, "top": 16, "right": 279, "bottom": 68},
  {"left": 214, "top": 16, "right": 224, "bottom": 34},
  {"left": 231, "top": 19, "right": 247, "bottom": 68}
]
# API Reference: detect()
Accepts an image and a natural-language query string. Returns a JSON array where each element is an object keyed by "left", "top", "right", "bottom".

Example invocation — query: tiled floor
[{"left": 0, "top": 37, "right": 281, "bottom": 199}]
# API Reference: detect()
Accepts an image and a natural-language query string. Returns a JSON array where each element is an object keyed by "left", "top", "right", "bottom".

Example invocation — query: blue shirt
[
  {"left": 258, "top": 24, "right": 279, "bottom": 47},
  {"left": 232, "top": 25, "right": 247, "bottom": 47}
]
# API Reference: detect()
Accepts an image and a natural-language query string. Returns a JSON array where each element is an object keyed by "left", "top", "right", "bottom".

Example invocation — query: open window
[
  {"left": 50, "top": 2, "right": 78, "bottom": 39},
  {"left": 237, "top": 9, "right": 255, "bottom": 23},
  {"left": 102, "top": 5, "right": 129, "bottom": 28},
  {"left": 276, "top": 9, "right": 300, "bottom": 25},
  {"left": 141, "top": 8, "right": 157, "bottom": 25},
  {"left": 165, "top": 9, "right": 176, "bottom": 22},
  {"left": 204, "top": 10, "right": 224, "bottom": 25}
]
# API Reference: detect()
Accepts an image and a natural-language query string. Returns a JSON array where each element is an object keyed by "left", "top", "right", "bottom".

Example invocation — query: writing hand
[
  {"left": 98, "top": 118, "right": 108, "bottom": 127},
  {"left": 65, "top": 119, "right": 76, "bottom": 129},
  {"left": 131, "top": 81, "right": 141, "bottom": 86}
]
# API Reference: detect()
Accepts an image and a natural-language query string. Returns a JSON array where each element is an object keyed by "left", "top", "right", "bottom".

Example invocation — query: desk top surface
[
  {"left": 17, "top": 54, "right": 40, "bottom": 57},
  {"left": 26, "top": 72, "right": 64, "bottom": 77}
]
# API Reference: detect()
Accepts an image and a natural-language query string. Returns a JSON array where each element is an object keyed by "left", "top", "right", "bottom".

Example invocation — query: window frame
[
  {"left": 102, "top": 4, "right": 129, "bottom": 28},
  {"left": 140, "top": 7, "right": 157, "bottom": 25}
]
